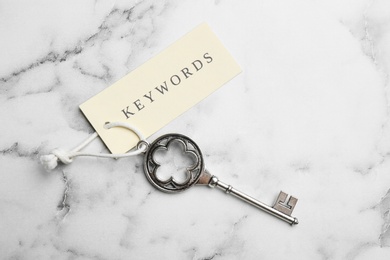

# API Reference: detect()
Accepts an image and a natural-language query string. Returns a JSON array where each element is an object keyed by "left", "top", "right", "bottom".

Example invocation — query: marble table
[{"left": 1, "top": 0, "right": 390, "bottom": 259}]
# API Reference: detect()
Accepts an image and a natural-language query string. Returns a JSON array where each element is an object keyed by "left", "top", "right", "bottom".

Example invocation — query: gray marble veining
[{"left": 1, "top": 0, "right": 390, "bottom": 259}]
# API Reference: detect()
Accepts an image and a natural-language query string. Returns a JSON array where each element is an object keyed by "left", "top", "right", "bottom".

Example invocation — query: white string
[{"left": 40, "top": 122, "right": 148, "bottom": 171}]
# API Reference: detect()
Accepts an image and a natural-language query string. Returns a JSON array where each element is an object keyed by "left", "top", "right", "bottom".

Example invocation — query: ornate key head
[{"left": 143, "top": 134, "right": 204, "bottom": 193}]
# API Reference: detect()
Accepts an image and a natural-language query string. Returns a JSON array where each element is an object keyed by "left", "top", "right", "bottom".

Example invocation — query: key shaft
[{"left": 208, "top": 176, "right": 299, "bottom": 225}]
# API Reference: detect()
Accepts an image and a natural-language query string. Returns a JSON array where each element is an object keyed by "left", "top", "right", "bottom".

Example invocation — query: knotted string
[{"left": 40, "top": 122, "right": 148, "bottom": 171}]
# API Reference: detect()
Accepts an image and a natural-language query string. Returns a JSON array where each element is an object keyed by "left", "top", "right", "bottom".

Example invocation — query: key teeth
[
  {"left": 288, "top": 196, "right": 298, "bottom": 208},
  {"left": 277, "top": 191, "right": 288, "bottom": 202},
  {"left": 272, "top": 191, "right": 298, "bottom": 216}
]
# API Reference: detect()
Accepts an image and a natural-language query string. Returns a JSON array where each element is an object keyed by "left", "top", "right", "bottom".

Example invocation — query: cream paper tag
[{"left": 80, "top": 23, "right": 241, "bottom": 154}]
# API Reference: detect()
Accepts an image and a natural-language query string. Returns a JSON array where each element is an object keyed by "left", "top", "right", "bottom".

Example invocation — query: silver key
[{"left": 142, "top": 133, "right": 299, "bottom": 225}]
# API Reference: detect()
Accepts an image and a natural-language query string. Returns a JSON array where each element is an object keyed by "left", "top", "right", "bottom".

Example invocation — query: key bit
[{"left": 273, "top": 191, "right": 298, "bottom": 216}]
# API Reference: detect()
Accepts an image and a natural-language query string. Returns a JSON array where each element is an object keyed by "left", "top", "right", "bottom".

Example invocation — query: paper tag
[{"left": 80, "top": 23, "right": 241, "bottom": 154}]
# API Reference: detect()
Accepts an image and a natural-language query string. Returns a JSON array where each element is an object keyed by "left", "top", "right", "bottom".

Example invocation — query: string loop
[{"left": 40, "top": 122, "right": 147, "bottom": 171}]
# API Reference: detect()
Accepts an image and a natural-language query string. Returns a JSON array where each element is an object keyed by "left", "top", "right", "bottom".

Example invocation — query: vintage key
[{"left": 142, "top": 133, "right": 299, "bottom": 225}]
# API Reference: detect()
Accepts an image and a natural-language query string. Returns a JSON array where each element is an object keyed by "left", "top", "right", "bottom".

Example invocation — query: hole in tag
[{"left": 153, "top": 140, "right": 198, "bottom": 184}]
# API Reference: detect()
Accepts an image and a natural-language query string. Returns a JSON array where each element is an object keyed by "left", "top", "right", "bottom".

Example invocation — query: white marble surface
[{"left": 1, "top": 0, "right": 390, "bottom": 259}]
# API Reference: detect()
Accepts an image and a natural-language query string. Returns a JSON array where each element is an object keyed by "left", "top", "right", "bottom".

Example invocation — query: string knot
[{"left": 40, "top": 148, "right": 73, "bottom": 171}]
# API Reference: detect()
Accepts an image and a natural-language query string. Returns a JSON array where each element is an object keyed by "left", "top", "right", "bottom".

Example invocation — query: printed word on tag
[{"left": 120, "top": 53, "right": 213, "bottom": 120}]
